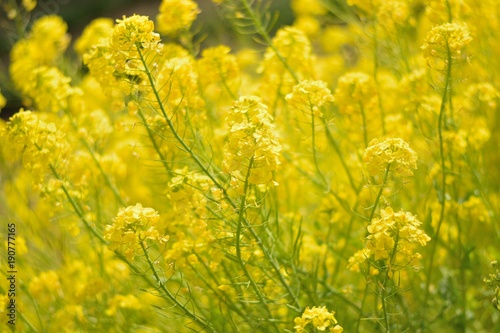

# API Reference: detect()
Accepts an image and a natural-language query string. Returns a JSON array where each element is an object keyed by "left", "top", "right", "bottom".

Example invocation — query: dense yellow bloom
[
  {"left": 286, "top": 80, "right": 334, "bottom": 116},
  {"left": 105, "top": 294, "right": 142, "bottom": 315},
  {"left": 377, "top": 0, "right": 411, "bottom": 32},
  {"left": 156, "top": 0, "right": 200, "bottom": 36},
  {"left": 27, "top": 66, "right": 74, "bottom": 112},
  {"left": 291, "top": 0, "right": 326, "bottom": 16},
  {"left": 363, "top": 138, "right": 418, "bottom": 177},
  {"left": 155, "top": 56, "right": 203, "bottom": 111},
  {"left": 421, "top": 22, "right": 472, "bottom": 68},
  {"left": 334, "top": 72, "right": 377, "bottom": 115},
  {"left": 28, "top": 15, "right": 70, "bottom": 61},
  {"left": 29, "top": 271, "right": 63, "bottom": 306},
  {"left": 22, "top": 0, "right": 37, "bottom": 11},
  {"left": 74, "top": 18, "right": 114, "bottom": 56},
  {"left": 294, "top": 306, "right": 342, "bottom": 333},
  {"left": 110, "top": 15, "right": 162, "bottom": 79},
  {"left": 104, "top": 203, "right": 167, "bottom": 260},
  {"left": 197, "top": 45, "right": 240, "bottom": 100},
  {"left": 10, "top": 15, "right": 70, "bottom": 100},
  {"left": 3, "top": 109, "right": 68, "bottom": 186},
  {"left": 111, "top": 15, "right": 160, "bottom": 51},
  {"left": 260, "top": 27, "right": 314, "bottom": 104},
  {"left": 365, "top": 207, "right": 431, "bottom": 267},
  {"left": 224, "top": 96, "right": 281, "bottom": 187}
]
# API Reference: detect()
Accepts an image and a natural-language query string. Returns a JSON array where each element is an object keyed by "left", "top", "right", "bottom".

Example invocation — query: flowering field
[{"left": 1, "top": 0, "right": 500, "bottom": 332}]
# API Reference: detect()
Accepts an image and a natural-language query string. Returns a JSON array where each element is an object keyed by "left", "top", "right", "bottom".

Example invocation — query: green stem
[
  {"left": 424, "top": 42, "right": 452, "bottom": 307},
  {"left": 136, "top": 45, "right": 226, "bottom": 193},
  {"left": 47, "top": 157, "right": 214, "bottom": 332},
  {"left": 368, "top": 165, "right": 391, "bottom": 224},
  {"left": 234, "top": 158, "right": 280, "bottom": 331},
  {"left": 380, "top": 230, "right": 401, "bottom": 332},
  {"left": 322, "top": 117, "right": 360, "bottom": 193},
  {"left": 138, "top": 44, "right": 302, "bottom": 311},
  {"left": 311, "top": 108, "right": 328, "bottom": 189},
  {"left": 139, "top": 241, "right": 216, "bottom": 332},
  {"left": 136, "top": 105, "right": 173, "bottom": 176}
]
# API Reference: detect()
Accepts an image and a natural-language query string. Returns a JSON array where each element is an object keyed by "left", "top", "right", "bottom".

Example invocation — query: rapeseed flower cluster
[
  {"left": 294, "top": 306, "right": 343, "bottom": 333},
  {"left": 224, "top": 96, "right": 281, "bottom": 187},
  {"left": 363, "top": 138, "right": 418, "bottom": 177},
  {"left": 104, "top": 203, "right": 167, "bottom": 260},
  {"left": 1, "top": 0, "right": 499, "bottom": 332}
]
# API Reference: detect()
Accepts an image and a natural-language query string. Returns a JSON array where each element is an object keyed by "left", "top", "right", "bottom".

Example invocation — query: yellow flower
[
  {"left": 294, "top": 306, "right": 341, "bottom": 333},
  {"left": 286, "top": 80, "right": 334, "bottom": 116},
  {"left": 9, "top": 15, "right": 70, "bottom": 101},
  {"left": 377, "top": 0, "right": 410, "bottom": 32},
  {"left": 259, "top": 27, "right": 314, "bottom": 104},
  {"left": 421, "top": 22, "right": 472, "bottom": 69},
  {"left": 105, "top": 294, "right": 142, "bottom": 316},
  {"left": 363, "top": 138, "right": 418, "bottom": 177},
  {"left": 156, "top": 0, "right": 200, "bottom": 36},
  {"left": 365, "top": 207, "right": 431, "bottom": 267},
  {"left": 74, "top": 18, "right": 114, "bottom": 56},
  {"left": 3, "top": 109, "right": 69, "bottom": 187},
  {"left": 111, "top": 15, "right": 160, "bottom": 50},
  {"left": 104, "top": 204, "right": 166, "bottom": 260},
  {"left": 27, "top": 66, "right": 74, "bottom": 112},
  {"left": 22, "top": 0, "right": 36, "bottom": 11},
  {"left": 197, "top": 45, "right": 240, "bottom": 99},
  {"left": 334, "top": 72, "right": 377, "bottom": 115},
  {"left": 224, "top": 96, "right": 281, "bottom": 187}
]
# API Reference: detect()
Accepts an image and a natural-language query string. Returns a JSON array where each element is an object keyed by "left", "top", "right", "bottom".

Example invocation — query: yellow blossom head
[
  {"left": 286, "top": 80, "right": 334, "bottom": 116},
  {"left": 421, "top": 22, "right": 472, "bottom": 69},
  {"left": 294, "top": 306, "right": 342, "bottom": 333},
  {"left": 111, "top": 15, "right": 160, "bottom": 50},
  {"left": 224, "top": 96, "right": 281, "bottom": 187},
  {"left": 365, "top": 207, "right": 431, "bottom": 266},
  {"left": 104, "top": 203, "right": 167, "bottom": 260},
  {"left": 156, "top": 0, "right": 200, "bottom": 36},
  {"left": 74, "top": 18, "right": 114, "bottom": 56},
  {"left": 334, "top": 72, "right": 377, "bottom": 115},
  {"left": 363, "top": 138, "right": 418, "bottom": 177}
]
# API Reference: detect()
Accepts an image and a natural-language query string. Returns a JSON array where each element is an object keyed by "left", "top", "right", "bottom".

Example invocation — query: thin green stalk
[
  {"left": 139, "top": 241, "right": 216, "bottom": 333},
  {"left": 380, "top": 230, "right": 401, "bottom": 333},
  {"left": 322, "top": 117, "right": 360, "bottom": 193},
  {"left": 137, "top": 46, "right": 226, "bottom": 194},
  {"left": 136, "top": 106, "right": 173, "bottom": 176},
  {"left": 368, "top": 165, "right": 391, "bottom": 224},
  {"left": 357, "top": 164, "right": 390, "bottom": 332},
  {"left": 239, "top": 0, "right": 299, "bottom": 83},
  {"left": 356, "top": 270, "right": 371, "bottom": 333},
  {"left": 235, "top": 158, "right": 280, "bottom": 331},
  {"left": 359, "top": 101, "right": 369, "bottom": 148},
  {"left": 310, "top": 108, "right": 329, "bottom": 189},
  {"left": 424, "top": 43, "right": 452, "bottom": 306},
  {"left": 138, "top": 44, "right": 302, "bottom": 311}
]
